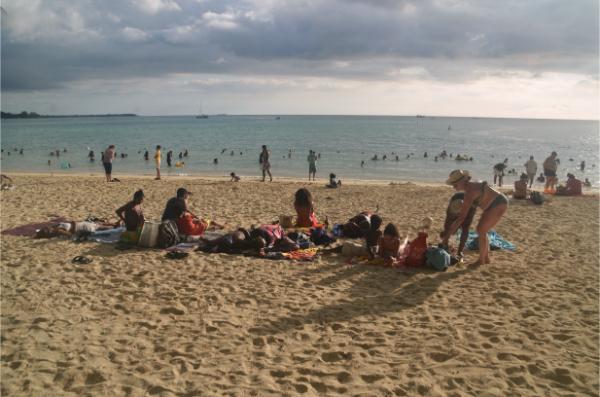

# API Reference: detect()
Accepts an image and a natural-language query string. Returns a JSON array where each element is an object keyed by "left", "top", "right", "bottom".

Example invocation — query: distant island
[{"left": 1, "top": 111, "right": 137, "bottom": 119}]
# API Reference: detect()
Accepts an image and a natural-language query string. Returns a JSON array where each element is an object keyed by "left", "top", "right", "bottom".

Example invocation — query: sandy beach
[{"left": 1, "top": 173, "right": 598, "bottom": 396}]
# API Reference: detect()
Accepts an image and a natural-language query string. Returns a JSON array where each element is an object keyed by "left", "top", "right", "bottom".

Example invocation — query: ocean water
[{"left": 1, "top": 115, "right": 598, "bottom": 184}]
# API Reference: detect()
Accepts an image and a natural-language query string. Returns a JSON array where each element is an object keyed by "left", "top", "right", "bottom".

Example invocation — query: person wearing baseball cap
[{"left": 441, "top": 169, "right": 508, "bottom": 266}]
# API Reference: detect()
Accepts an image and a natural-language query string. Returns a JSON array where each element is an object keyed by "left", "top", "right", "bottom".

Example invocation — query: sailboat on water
[{"left": 196, "top": 104, "right": 208, "bottom": 119}]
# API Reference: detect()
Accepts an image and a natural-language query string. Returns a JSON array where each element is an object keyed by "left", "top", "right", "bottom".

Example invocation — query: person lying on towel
[{"left": 35, "top": 220, "right": 116, "bottom": 239}]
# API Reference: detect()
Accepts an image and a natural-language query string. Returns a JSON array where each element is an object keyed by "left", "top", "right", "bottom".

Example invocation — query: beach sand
[{"left": 1, "top": 174, "right": 598, "bottom": 396}]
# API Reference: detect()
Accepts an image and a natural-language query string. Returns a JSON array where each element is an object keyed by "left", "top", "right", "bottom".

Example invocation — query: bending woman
[{"left": 441, "top": 169, "right": 508, "bottom": 265}]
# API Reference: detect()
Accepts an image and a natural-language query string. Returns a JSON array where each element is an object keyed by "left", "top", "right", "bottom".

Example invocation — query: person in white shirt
[{"left": 524, "top": 155, "right": 538, "bottom": 188}]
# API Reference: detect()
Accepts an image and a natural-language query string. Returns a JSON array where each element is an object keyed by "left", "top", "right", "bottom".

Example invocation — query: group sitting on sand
[
  {"left": 30, "top": 167, "right": 527, "bottom": 266},
  {"left": 30, "top": 167, "right": 515, "bottom": 267}
]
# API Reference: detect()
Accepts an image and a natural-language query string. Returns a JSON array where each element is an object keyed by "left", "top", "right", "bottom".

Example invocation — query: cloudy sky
[{"left": 1, "top": 0, "right": 598, "bottom": 119}]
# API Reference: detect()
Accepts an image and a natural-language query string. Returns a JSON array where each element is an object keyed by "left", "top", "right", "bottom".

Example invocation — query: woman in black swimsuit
[{"left": 442, "top": 169, "right": 508, "bottom": 265}]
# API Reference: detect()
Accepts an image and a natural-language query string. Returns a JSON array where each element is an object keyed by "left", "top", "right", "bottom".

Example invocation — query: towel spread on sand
[
  {"left": 88, "top": 227, "right": 126, "bottom": 243},
  {"left": 281, "top": 248, "right": 319, "bottom": 261},
  {"left": 264, "top": 248, "right": 319, "bottom": 261},
  {"left": 458, "top": 230, "right": 516, "bottom": 251},
  {"left": 2, "top": 217, "right": 68, "bottom": 237}
]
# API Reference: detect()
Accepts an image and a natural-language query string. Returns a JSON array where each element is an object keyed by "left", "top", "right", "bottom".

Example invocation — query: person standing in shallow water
[
  {"left": 524, "top": 156, "right": 537, "bottom": 188},
  {"left": 259, "top": 145, "right": 273, "bottom": 182},
  {"left": 103, "top": 145, "right": 116, "bottom": 182},
  {"left": 543, "top": 151, "right": 558, "bottom": 193},
  {"left": 307, "top": 150, "right": 317, "bottom": 181},
  {"left": 166, "top": 150, "right": 173, "bottom": 167},
  {"left": 154, "top": 145, "right": 162, "bottom": 180}
]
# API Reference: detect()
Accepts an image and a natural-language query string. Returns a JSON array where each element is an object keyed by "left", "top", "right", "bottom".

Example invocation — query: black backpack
[
  {"left": 530, "top": 191, "right": 545, "bottom": 205},
  {"left": 158, "top": 220, "right": 180, "bottom": 248}
]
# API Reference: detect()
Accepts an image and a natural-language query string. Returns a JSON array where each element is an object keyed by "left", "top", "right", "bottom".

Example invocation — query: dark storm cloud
[{"left": 1, "top": 0, "right": 597, "bottom": 91}]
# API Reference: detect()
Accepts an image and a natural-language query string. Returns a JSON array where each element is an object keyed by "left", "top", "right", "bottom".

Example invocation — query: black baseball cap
[{"left": 176, "top": 187, "right": 192, "bottom": 197}]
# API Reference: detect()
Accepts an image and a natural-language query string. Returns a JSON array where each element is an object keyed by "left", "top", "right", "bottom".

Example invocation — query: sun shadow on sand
[{"left": 260, "top": 256, "right": 474, "bottom": 335}]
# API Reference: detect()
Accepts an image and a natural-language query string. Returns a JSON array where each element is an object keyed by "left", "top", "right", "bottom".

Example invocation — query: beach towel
[
  {"left": 264, "top": 248, "right": 319, "bottom": 261},
  {"left": 88, "top": 227, "right": 125, "bottom": 243},
  {"left": 282, "top": 248, "right": 319, "bottom": 261},
  {"left": 2, "top": 217, "right": 68, "bottom": 237},
  {"left": 458, "top": 230, "right": 516, "bottom": 251}
]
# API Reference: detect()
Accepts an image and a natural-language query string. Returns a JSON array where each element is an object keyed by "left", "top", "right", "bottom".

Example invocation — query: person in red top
[
  {"left": 294, "top": 188, "right": 319, "bottom": 227},
  {"left": 169, "top": 188, "right": 224, "bottom": 235},
  {"left": 178, "top": 212, "right": 210, "bottom": 235}
]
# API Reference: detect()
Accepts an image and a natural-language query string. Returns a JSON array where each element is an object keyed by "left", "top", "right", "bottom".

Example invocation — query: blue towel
[
  {"left": 89, "top": 227, "right": 125, "bottom": 244},
  {"left": 457, "top": 230, "right": 516, "bottom": 251}
]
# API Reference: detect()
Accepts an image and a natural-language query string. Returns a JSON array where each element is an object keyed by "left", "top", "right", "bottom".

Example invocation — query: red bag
[{"left": 404, "top": 232, "right": 428, "bottom": 267}]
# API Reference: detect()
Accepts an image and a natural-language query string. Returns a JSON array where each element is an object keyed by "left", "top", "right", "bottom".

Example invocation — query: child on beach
[
  {"left": 294, "top": 188, "right": 319, "bottom": 227},
  {"left": 377, "top": 223, "right": 402, "bottom": 266},
  {"left": 230, "top": 172, "right": 240, "bottom": 182},
  {"left": 326, "top": 173, "right": 341, "bottom": 188}
]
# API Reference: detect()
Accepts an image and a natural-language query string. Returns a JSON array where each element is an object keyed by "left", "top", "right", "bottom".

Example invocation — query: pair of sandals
[
  {"left": 71, "top": 256, "right": 93, "bottom": 265},
  {"left": 166, "top": 251, "right": 189, "bottom": 260}
]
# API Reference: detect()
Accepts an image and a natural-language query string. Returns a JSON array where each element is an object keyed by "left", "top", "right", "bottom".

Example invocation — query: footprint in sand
[
  {"left": 159, "top": 306, "right": 186, "bottom": 315},
  {"left": 85, "top": 370, "right": 106, "bottom": 385},
  {"left": 321, "top": 351, "right": 352, "bottom": 362},
  {"left": 428, "top": 352, "right": 452, "bottom": 363}
]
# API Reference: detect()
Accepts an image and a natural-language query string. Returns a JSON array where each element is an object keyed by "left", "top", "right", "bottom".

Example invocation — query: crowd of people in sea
[{"left": 2, "top": 144, "right": 595, "bottom": 193}]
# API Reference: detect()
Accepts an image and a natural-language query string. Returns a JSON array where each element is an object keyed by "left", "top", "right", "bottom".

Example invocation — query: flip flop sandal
[
  {"left": 71, "top": 256, "right": 93, "bottom": 265},
  {"left": 166, "top": 251, "right": 189, "bottom": 260}
]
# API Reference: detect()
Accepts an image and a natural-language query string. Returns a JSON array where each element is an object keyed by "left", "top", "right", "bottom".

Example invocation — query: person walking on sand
[
  {"left": 103, "top": 144, "right": 116, "bottom": 182},
  {"left": 307, "top": 150, "right": 317, "bottom": 181},
  {"left": 259, "top": 145, "right": 273, "bottom": 182},
  {"left": 524, "top": 155, "right": 537, "bottom": 188},
  {"left": 154, "top": 145, "right": 162, "bottom": 180},
  {"left": 543, "top": 151, "right": 558, "bottom": 193},
  {"left": 441, "top": 170, "right": 508, "bottom": 266}
]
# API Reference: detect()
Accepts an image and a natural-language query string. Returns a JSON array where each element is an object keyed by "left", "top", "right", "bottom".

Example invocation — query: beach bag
[
  {"left": 138, "top": 221, "right": 160, "bottom": 248},
  {"left": 157, "top": 220, "right": 180, "bottom": 249},
  {"left": 341, "top": 241, "right": 368, "bottom": 257},
  {"left": 530, "top": 191, "right": 545, "bottom": 205},
  {"left": 404, "top": 232, "right": 428, "bottom": 267},
  {"left": 426, "top": 247, "right": 451, "bottom": 271}
]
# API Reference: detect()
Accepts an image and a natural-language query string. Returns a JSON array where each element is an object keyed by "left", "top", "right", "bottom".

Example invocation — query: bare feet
[{"left": 471, "top": 258, "right": 490, "bottom": 266}]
